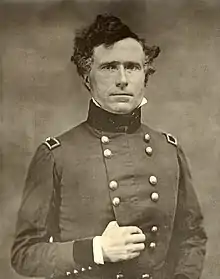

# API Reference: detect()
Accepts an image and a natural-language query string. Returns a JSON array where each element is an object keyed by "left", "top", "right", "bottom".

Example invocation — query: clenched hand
[{"left": 101, "top": 221, "right": 146, "bottom": 262}]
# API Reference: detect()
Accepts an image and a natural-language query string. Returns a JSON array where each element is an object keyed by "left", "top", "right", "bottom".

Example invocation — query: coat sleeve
[
  {"left": 11, "top": 144, "right": 94, "bottom": 278},
  {"left": 172, "top": 145, "right": 207, "bottom": 279}
]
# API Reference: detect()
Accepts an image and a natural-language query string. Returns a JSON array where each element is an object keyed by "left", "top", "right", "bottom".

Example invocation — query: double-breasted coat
[{"left": 11, "top": 100, "right": 207, "bottom": 279}]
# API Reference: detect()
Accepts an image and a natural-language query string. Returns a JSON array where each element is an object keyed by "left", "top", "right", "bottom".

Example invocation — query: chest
[{"left": 58, "top": 129, "right": 179, "bottom": 238}]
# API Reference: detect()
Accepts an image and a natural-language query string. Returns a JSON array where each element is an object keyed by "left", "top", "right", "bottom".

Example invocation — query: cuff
[
  {"left": 93, "top": 236, "right": 104, "bottom": 265},
  {"left": 73, "top": 238, "right": 94, "bottom": 266}
]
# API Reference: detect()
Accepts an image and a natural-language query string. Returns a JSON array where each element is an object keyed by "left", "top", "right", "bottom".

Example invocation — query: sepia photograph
[{"left": 0, "top": 0, "right": 220, "bottom": 279}]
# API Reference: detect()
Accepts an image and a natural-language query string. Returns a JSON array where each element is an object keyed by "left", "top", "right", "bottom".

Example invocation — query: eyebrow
[
  {"left": 99, "top": 61, "right": 119, "bottom": 68},
  {"left": 124, "top": 61, "right": 142, "bottom": 68},
  {"left": 99, "top": 61, "right": 143, "bottom": 68}
]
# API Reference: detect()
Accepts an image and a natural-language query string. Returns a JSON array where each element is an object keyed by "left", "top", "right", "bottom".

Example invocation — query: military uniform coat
[{"left": 11, "top": 100, "right": 207, "bottom": 279}]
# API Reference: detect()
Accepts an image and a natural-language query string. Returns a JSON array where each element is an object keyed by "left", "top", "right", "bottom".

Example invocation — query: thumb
[
  {"left": 103, "top": 221, "right": 119, "bottom": 234},
  {"left": 106, "top": 220, "right": 119, "bottom": 228}
]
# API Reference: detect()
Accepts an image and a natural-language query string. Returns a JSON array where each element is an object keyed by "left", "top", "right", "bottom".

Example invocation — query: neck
[{"left": 86, "top": 100, "right": 141, "bottom": 133}]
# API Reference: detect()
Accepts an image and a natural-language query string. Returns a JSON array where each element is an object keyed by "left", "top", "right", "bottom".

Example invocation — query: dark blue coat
[{"left": 11, "top": 101, "right": 207, "bottom": 279}]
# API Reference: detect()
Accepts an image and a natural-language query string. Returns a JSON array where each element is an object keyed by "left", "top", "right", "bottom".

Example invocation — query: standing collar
[
  {"left": 86, "top": 99, "right": 142, "bottom": 133},
  {"left": 92, "top": 97, "right": 147, "bottom": 108}
]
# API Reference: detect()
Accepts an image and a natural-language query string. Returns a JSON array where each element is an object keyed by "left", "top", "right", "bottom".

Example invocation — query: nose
[{"left": 116, "top": 65, "right": 128, "bottom": 88}]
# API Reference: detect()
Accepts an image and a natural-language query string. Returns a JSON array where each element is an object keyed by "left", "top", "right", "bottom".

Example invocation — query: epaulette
[
  {"left": 163, "top": 132, "right": 177, "bottom": 147},
  {"left": 44, "top": 137, "right": 61, "bottom": 150}
]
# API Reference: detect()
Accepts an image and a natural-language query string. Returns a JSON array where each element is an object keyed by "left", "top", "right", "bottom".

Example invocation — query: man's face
[{"left": 87, "top": 38, "right": 146, "bottom": 114}]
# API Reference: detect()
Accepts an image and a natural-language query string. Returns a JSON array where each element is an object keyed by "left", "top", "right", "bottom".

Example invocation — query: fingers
[
  {"left": 102, "top": 223, "right": 146, "bottom": 245},
  {"left": 104, "top": 222, "right": 142, "bottom": 235},
  {"left": 124, "top": 227, "right": 146, "bottom": 245},
  {"left": 130, "top": 243, "right": 145, "bottom": 252},
  {"left": 126, "top": 233, "right": 146, "bottom": 244},
  {"left": 124, "top": 243, "right": 145, "bottom": 259},
  {"left": 101, "top": 223, "right": 146, "bottom": 263},
  {"left": 120, "top": 249, "right": 142, "bottom": 261},
  {"left": 125, "top": 226, "right": 143, "bottom": 234}
]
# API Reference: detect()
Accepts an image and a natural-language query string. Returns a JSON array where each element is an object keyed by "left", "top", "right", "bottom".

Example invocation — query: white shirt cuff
[{"left": 93, "top": 236, "right": 104, "bottom": 265}]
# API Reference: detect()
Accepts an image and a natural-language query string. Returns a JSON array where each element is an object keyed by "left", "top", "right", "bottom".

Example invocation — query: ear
[
  {"left": 143, "top": 63, "right": 149, "bottom": 87},
  {"left": 83, "top": 75, "right": 91, "bottom": 91},
  {"left": 143, "top": 60, "right": 149, "bottom": 73}
]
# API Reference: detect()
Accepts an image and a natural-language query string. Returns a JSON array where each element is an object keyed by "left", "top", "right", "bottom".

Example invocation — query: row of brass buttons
[
  {"left": 112, "top": 195, "right": 159, "bottom": 206},
  {"left": 145, "top": 133, "right": 152, "bottom": 157},
  {"left": 102, "top": 134, "right": 151, "bottom": 144},
  {"left": 66, "top": 266, "right": 92, "bottom": 276},
  {"left": 116, "top": 273, "right": 152, "bottom": 279},
  {"left": 101, "top": 133, "right": 151, "bottom": 145},
  {"left": 109, "top": 176, "right": 157, "bottom": 189},
  {"left": 66, "top": 269, "right": 153, "bottom": 279},
  {"left": 146, "top": 131, "right": 159, "bottom": 202},
  {"left": 149, "top": 224, "right": 158, "bottom": 250}
]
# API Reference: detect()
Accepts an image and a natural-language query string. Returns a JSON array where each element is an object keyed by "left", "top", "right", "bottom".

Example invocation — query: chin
[{"left": 110, "top": 103, "right": 136, "bottom": 114}]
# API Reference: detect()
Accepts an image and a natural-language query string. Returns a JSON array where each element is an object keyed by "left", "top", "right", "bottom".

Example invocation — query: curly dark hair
[{"left": 71, "top": 14, "right": 160, "bottom": 85}]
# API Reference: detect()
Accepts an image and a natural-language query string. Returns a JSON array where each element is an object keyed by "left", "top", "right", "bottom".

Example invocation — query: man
[{"left": 11, "top": 14, "right": 207, "bottom": 279}]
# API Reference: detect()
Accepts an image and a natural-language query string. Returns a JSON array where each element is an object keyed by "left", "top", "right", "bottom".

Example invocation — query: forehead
[{"left": 93, "top": 38, "right": 145, "bottom": 64}]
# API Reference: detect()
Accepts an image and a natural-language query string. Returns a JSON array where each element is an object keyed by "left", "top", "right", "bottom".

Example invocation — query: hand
[{"left": 101, "top": 221, "right": 146, "bottom": 263}]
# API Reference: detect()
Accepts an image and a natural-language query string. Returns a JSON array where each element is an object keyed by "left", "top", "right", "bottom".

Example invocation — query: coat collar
[{"left": 86, "top": 99, "right": 142, "bottom": 133}]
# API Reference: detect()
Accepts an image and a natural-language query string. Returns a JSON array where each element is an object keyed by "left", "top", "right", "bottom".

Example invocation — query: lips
[{"left": 110, "top": 92, "right": 133, "bottom": 96}]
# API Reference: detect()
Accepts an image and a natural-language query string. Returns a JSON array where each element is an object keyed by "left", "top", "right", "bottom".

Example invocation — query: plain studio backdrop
[{"left": 0, "top": 0, "right": 220, "bottom": 278}]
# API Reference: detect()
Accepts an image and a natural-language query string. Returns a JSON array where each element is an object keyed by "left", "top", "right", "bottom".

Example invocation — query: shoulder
[
  {"left": 141, "top": 124, "right": 178, "bottom": 147},
  {"left": 42, "top": 122, "right": 87, "bottom": 151}
]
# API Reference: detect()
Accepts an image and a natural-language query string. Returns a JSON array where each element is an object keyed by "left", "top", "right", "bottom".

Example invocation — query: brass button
[
  {"left": 149, "top": 176, "right": 157, "bottom": 186},
  {"left": 149, "top": 242, "right": 156, "bottom": 249},
  {"left": 81, "top": 268, "right": 86, "bottom": 272},
  {"left": 49, "top": 236, "right": 53, "bottom": 243},
  {"left": 101, "top": 136, "right": 109, "bottom": 144},
  {"left": 144, "top": 133, "right": 151, "bottom": 142},
  {"left": 151, "top": 226, "right": 158, "bottom": 233},
  {"left": 88, "top": 266, "right": 92, "bottom": 270},
  {"left": 104, "top": 149, "right": 112, "bottom": 158},
  {"left": 142, "top": 274, "right": 150, "bottom": 279},
  {"left": 151, "top": 192, "right": 159, "bottom": 202},
  {"left": 112, "top": 197, "right": 120, "bottom": 207},
  {"left": 73, "top": 270, "right": 78, "bottom": 274},
  {"left": 116, "top": 273, "right": 124, "bottom": 279},
  {"left": 66, "top": 271, "right": 71, "bottom": 276},
  {"left": 109, "top": 180, "right": 118, "bottom": 190},
  {"left": 145, "top": 146, "right": 153, "bottom": 156}
]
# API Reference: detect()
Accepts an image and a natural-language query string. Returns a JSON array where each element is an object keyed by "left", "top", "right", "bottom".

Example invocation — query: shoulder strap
[
  {"left": 44, "top": 137, "right": 61, "bottom": 150},
  {"left": 163, "top": 132, "right": 178, "bottom": 147}
]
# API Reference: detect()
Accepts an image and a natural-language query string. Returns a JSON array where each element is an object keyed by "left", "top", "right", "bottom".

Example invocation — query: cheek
[
  {"left": 129, "top": 73, "right": 145, "bottom": 89},
  {"left": 94, "top": 73, "right": 114, "bottom": 91}
]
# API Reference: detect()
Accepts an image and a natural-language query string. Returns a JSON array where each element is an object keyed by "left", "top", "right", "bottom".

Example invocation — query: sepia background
[{"left": 0, "top": 0, "right": 220, "bottom": 278}]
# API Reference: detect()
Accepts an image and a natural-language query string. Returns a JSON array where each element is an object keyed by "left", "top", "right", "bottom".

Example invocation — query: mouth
[{"left": 110, "top": 92, "right": 133, "bottom": 96}]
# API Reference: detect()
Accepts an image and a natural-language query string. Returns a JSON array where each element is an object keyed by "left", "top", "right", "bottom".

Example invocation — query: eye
[
  {"left": 101, "top": 64, "right": 117, "bottom": 71},
  {"left": 125, "top": 63, "right": 141, "bottom": 71}
]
